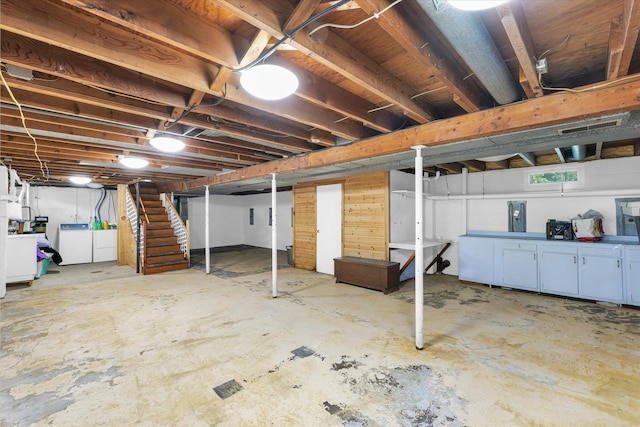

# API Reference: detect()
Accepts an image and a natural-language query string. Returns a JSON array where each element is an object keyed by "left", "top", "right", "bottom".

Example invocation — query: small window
[
  {"left": 528, "top": 170, "right": 578, "bottom": 185},
  {"left": 525, "top": 165, "right": 583, "bottom": 191},
  {"left": 269, "top": 207, "right": 272, "bottom": 226},
  {"left": 249, "top": 208, "right": 254, "bottom": 225}
]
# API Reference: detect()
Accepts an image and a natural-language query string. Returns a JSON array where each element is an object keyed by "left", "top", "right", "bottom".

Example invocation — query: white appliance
[
  {"left": 92, "top": 229, "right": 117, "bottom": 262},
  {"left": 58, "top": 224, "right": 92, "bottom": 265},
  {"left": 6, "top": 234, "right": 39, "bottom": 283}
]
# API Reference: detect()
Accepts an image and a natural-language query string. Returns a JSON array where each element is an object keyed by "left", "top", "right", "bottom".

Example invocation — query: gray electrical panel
[
  {"left": 616, "top": 197, "right": 640, "bottom": 236},
  {"left": 508, "top": 200, "right": 527, "bottom": 232}
]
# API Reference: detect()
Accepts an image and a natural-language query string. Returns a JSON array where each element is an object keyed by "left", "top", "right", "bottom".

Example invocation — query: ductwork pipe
[
  {"left": 571, "top": 145, "right": 587, "bottom": 161},
  {"left": 415, "top": 0, "right": 520, "bottom": 105},
  {"left": 94, "top": 187, "right": 106, "bottom": 224}
]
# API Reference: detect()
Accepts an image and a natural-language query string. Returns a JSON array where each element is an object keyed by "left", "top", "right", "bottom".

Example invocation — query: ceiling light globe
[
  {"left": 240, "top": 64, "right": 299, "bottom": 100},
  {"left": 447, "top": 0, "right": 509, "bottom": 11},
  {"left": 150, "top": 136, "right": 185, "bottom": 152},
  {"left": 120, "top": 156, "right": 149, "bottom": 169},
  {"left": 69, "top": 176, "right": 91, "bottom": 185}
]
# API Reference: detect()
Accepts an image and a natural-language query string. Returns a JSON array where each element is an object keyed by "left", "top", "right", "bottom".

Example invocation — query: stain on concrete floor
[{"left": 1, "top": 248, "right": 639, "bottom": 425}]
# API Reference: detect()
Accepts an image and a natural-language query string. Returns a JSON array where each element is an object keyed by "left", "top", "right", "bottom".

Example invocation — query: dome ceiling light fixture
[
  {"left": 119, "top": 156, "right": 149, "bottom": 169},
  {"left": 150, "top": 136, "right": 185, "bottom": 153},
  {"left": 447, "top": 0, "right": 510, "bottom": 11},
  {"left": 69, "top": 176, "right": 92, "bottom": 185},
  {"left": 240, "top": 64, "right": 299, "bottom": 101}
]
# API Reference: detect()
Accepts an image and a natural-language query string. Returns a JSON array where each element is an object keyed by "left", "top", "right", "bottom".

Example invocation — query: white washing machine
[{"left": 58, "top": 223, "right": 92, "bottom": 265}]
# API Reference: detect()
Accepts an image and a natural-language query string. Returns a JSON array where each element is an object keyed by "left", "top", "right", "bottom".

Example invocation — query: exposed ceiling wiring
[
  {"left": 309, "top": 0, "right": 404, "bottom": 36},
  {"left": 539, "top": 72, "right": 640, "bottom": 94},
  {"left": 533, "top": 33, "right": 640, "bottom": 93},
  {"left": 164, "top": 84, "right": 227, "bottom": 129},
  {"left": 368, "top": 86, "right": 447, "bottom": 113},
  {"left": 537, "top": 34, "right": 571, "bottom": 61},
  {"left": 230, "top": 0, "right": 353, "bottom": 73},
  {"left": 206, "top": 116, "right": 291, "bottom": 139},
  {"left": 84, "top": 83, "right": 169, "bottom": 106},
  {"left": 0, "top": 68, "right": 47, "bottom": 180}
]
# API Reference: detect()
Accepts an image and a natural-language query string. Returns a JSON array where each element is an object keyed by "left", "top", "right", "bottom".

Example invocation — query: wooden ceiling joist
[
  {"left": 355, "top": 0, "right": 489, "bottom": 112},
  {"left": 159, "top": 75, "right": 640, "bottom": 192},
  {"left": 216, "top": 0, "right": 436, "bottom": 123},
  {"left": 497, "top": 2, "right": 543, "bottom": 98},
  {"left": 606, "top": 0, "right": 640, "bottom": 79}
]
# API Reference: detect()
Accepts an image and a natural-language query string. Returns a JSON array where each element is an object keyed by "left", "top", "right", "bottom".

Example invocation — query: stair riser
[
  {"left": 145, "top": 221, "right": 171, "bottom": 228},
  {"left": 146, "top": 245, "right": 181, "bottom": 255},
  {"left": 146, "top": 236, "right": 179, "bottom": 246},
  {"left": 143, "top": 261, "right": 189, "bottom": 275},
  {"left": 147, "top": 253, "right": 185, "bottom": 264},
  {"left": 144, "top": 208, "right": 166, "bottom": 214}
]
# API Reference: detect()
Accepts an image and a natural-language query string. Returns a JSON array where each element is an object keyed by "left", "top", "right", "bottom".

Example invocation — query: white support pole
[
  {"left": 205, "top": 185, "right": 210, "bottom": 274},
  {"left": 271, "top": 173, "right": 278, "bottom": 298},
  {"left": 413, "top": 145, "right": 426, "bottom": 350},
  {"left": 462, "top": 167, "right": 468, "bottom": 235}
]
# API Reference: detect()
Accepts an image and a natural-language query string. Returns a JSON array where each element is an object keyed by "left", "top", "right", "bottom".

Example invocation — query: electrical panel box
[{"left": 508, "top": 200, "right": 527, "bottom": 232}]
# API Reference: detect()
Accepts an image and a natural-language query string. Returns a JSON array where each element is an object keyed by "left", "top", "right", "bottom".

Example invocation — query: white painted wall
[
  {"left": 28, "top": 186, "right": 117, "bottom": 248},
  {"left": 427, "top": 156, "right": 640, "bottom": 276},
  {"left": 242, "top": 192, "right": 293, "bottom": 250},
  {"left": 187, "top": 191, "right": 293, "bottom": 251},
  {"left": 187, "top": 195, "right": 244, "bottom": 250}
]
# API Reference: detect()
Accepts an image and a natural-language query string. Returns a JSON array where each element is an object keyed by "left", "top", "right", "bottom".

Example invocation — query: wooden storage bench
[{"left": 334, "top": 256, "right": 400, "bottom": 294}]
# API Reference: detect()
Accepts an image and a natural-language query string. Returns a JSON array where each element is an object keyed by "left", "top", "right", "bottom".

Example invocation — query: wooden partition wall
[
  {"left": 116, "top": 184, "right": 137, "bottom": 268},
  {"left": 292, "top": 171, "right": 389, "bottom": 271}
]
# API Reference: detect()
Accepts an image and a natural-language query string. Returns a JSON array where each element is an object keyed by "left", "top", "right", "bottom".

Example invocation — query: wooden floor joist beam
[{"left": 158, "top": 76, "right": 640, "bottom": 193}]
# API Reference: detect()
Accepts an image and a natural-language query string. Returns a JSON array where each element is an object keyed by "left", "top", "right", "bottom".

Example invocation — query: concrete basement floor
[{"left": 1, "top": 247, "right": 639, "bottom": 426}]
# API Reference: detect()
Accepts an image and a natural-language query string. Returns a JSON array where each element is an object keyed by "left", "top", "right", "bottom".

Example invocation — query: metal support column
[
  {"left": 413, "top": 145, "right": 426, "bottom": 350},
  {"left": 205, "top": 185, "right": 210, "bottom": 274},
  {"left": 272, "top": 173, "right": 278, "bottom": 298}
]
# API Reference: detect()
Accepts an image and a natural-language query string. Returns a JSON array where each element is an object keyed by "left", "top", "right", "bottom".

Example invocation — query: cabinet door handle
[
  {"left": 533, "top": 253, "right": 536, "bottom": 261},
  {"left": 582, "top": 257, "right": 585, "bottom": 265},
  {"left": 617, "top": 259, "right": 620, "bottom": 268},
  {"left": 573, "top": 256, "right": 576, "bottom": 264}
]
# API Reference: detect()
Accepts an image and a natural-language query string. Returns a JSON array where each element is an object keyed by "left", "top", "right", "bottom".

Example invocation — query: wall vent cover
[{"left": 557, "top": 118, "right": 623, "bottom": 135}]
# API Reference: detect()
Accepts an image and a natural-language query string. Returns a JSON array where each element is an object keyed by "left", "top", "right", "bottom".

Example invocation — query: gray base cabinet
[
  {"left": 499, "top": 242, "right": 538, "bottom": 291},
  {"left": 578, "top": 246, "right": 623, "bottom": 303},
  {"left": 540, "top": 244, "right": 579, "bottom": 296},
  {"left": 459, "top": 234, "right": 638, "bottom": 306},
  {"left": 459, "top": 236, "right": 494, "bottom": 284},
  {"left": 624, "top": 247, "right": 640, "bottom": 305}
]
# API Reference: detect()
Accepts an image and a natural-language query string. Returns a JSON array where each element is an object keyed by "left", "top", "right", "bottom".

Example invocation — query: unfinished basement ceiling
[{"left": 1, "top": 0, "right": 639, "bottom": 193}]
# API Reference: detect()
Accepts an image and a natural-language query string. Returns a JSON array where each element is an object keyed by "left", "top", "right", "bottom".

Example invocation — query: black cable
[
  {"left": 164, "top": 84, "right": 227, "bottom": 129},
  {"left": 233, "top": 0, "right": 352, "bottom": 72},
  {"left": 164, "top": 0, "right": 351, "bottom": 129}
]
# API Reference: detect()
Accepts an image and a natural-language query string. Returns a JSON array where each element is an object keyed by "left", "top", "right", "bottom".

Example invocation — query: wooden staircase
[{"left": 134, "top": 183, "right": 189, "bottom": 274}]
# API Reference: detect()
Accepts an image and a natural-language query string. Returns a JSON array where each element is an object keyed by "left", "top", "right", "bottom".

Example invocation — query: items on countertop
[
  {"left": 572, "top": 209, "right": 605, "bottom": 242},
  {"left": 546, "top": 220, "right": 573, "bottom": 240}
]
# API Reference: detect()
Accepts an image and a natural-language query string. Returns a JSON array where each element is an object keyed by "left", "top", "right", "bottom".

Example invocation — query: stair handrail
[
  {"left": 161, "top": 193, "right": 190, "bottom": 264},
  {"left": 125, "top": 187, "right": 145, "bottom": 271},
  {"left": 139, "top": 198, "right": 150, "bottom": 224}
]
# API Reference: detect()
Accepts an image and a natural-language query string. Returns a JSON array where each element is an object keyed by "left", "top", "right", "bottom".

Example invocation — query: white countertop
[{"left": 389, "top": 239, "right": 451, "bottom": 250}]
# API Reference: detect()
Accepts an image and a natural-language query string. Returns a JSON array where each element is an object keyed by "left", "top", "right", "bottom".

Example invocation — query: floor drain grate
[{"left": 213, "top": 379, "right": 243, "bottom": 399}]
